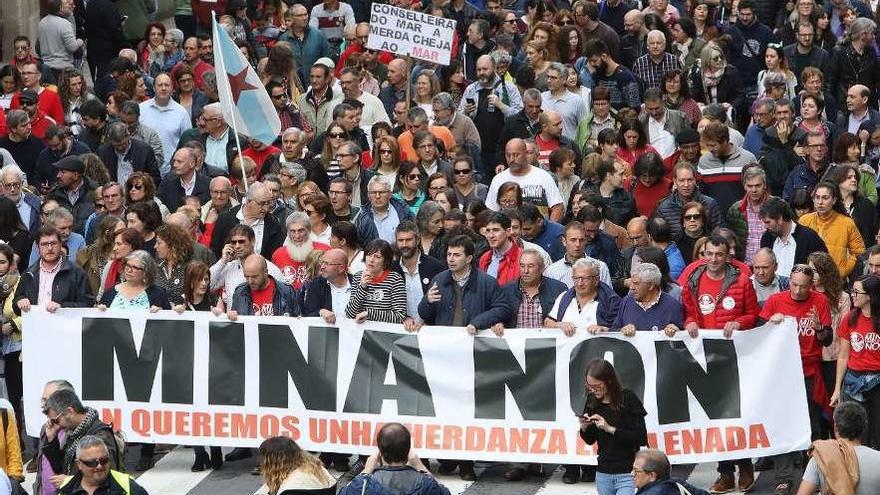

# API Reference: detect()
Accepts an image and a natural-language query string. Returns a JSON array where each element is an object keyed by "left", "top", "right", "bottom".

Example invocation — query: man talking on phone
[{"left": 458, "top": 54, "right": 522, "bottom": 183}]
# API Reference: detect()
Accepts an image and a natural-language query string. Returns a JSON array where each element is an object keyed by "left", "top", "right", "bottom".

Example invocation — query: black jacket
[
  {"left": 828, "top": 42, "right": 880, "bottom": 109},
  {"left": 47, "top": 179, "right": 96, "bottom": 235},
  {"left": 97, "top": 138, "right": 161, "bottom": 186},
  {"left": 834, "top": 109, "right": 880, "bottom": 137},
  {"left": 34, "top": 139, "right": 91, "bottom": 188},
  {"left": 157, "top": 171, "right": 211, "bottom": 213},
  {"left": 210, "top": 205, "right": 286, "bottom": 260},
  {"left": 758, "top": 125, "right": 809, "bottom": 197},
  {"left": 391, "top": 253, "right": 446, "bottom": 295},
  {"left": 84, "top": 0, "right": 127, "bottom": 75},
  {"left": 301, "top": 274, "right": 355, "bottom": 317},
  {"left": 14, "top": 258, "right": 94, "bottom": 312},
  {"left": 760, "top": 222, "right": 828, "bottom": 267},
  {"left": 500, "top": 110, "right": 539, "bottom": 144}
]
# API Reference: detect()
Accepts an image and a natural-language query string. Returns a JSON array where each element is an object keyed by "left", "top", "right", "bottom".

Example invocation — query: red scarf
[{"left": 103, "top": 258, "right": 123, "bottom": 292}]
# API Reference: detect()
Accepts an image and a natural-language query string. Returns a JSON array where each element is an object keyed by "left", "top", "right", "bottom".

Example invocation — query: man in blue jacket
[
  {"left": 634, "top": 449, "right": 709, "bottom": 495},
  {"left": 416, "top": 234, "right": 512, "bottom": 480},
  {"left": 227, "top": 254, "right": 300, "bottom": 319},
  {"left": 520, "top": 202, "right": 565, "bottom": 262}
]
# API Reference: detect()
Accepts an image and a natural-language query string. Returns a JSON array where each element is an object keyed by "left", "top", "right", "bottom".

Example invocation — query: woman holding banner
[
  {"left": 578, "top": 359, "right": 647, "bottom": 495},
  {"left": 830, "top": 275, "right": 880, "bottom": 449}
]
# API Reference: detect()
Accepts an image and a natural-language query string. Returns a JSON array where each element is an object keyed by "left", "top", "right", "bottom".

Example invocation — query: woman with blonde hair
[
  {"left": 413, "top": 70, "right": 441, "bottom": 123},
  {"left": 524, "top": 40, "right": 551, "bottom": 92},
  {"left": 260, "top": 436, "right": 335, "bottom": 495},
  {"left": 372, "top": 136, "right": 401, "bottom": 186}
]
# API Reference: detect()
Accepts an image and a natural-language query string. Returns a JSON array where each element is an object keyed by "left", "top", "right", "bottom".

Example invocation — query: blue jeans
[{"left": 595, "top": 472, "right": 636, "bottom": 495}]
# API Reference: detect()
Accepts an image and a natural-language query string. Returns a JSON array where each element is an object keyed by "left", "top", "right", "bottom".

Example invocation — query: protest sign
[
  {"left": 24, "top": 309, "right": 810, "bottom": 464},
  {"left": 366, "top": 4, "right": 455, "bottom": 65}
]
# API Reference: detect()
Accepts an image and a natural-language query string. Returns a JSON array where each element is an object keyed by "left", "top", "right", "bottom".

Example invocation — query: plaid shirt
[
  {"left": 632, "top": 53, "right": 681, "bottom": 91},
  {"left": 517, "top": 285, "right": 543, "bottom": 329},
  {"left": 745, "top": 200, "right": 765, "bottom": 261}
]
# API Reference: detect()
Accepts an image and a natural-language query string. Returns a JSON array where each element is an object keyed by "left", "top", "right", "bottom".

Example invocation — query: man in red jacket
[
  {"left": 679, "top": 233, "right": 759, "bottom": 494},
  {"left": 478, "top": 211, "right": 521, "bottom": 286}
]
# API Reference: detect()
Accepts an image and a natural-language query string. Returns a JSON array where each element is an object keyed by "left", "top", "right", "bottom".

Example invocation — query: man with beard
[
  {"left": 391, "top": 221, "right": 445, "bottom": 322},
  {"left": 76, "top": 99, "right": 109, "bottom": 152},
  {"left": 459, "top": 55, "right": 523, "bottom": 181},
  {"left": 34, "top": 125, "right": 90, "bottom": 190},
  {"left": 272, "top": 211, "right": 330, "bottom": 290},
  {"left": 432, "top": 92, "right": 480, "bottom": 154},
  {"left": 15, "top": 225, "right": 92, "bottom": 313},
  {"left": 339, "top": 67, "right": 389, "bottom": 138},
  {"left": 584, "top": 39, "right": 641, "bottom": 111},
  {"left": 47, "top": 155, "right": 95, "bottom": 235},
  {"left": 0, "top": 163, "right": 42, "bottom": 239},
  {"left": 534, "top": 110, "right": 582, "bottom": 169}
]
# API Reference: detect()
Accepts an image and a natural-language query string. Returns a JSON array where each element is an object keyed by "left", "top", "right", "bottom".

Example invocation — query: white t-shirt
[{"left": 485, "top": 166, "right": 564, "bottom": 214}]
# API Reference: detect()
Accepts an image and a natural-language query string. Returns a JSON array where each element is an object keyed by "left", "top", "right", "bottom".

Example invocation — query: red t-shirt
[
  {"left": 272, "top": 243, "right": 329, "bottom": 289},
  {"left": 759, "top": 291, "right": 832, "bottom": 363},
  {"left": 250, "top": 277, "right": 276, "bottom": 316},
  {"left": 695, "top": 272, "right": 723, "bottom": 329},
  {"left": 838, "top": 313, "right": 880, "bottom": 371},
  {"left": 626, "top": 177, "right": 672, "bottom": 218}
]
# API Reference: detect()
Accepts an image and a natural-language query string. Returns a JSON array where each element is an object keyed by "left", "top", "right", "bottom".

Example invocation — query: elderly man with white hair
[
  {"left": 354, "top": 173, "right": 414, "bottom": 245},
  {"left": 210, "top": 181, "right": 286, "bottom": 259},
  {"left": 605, "top": 262, "right": 683, "bottom": 337},
  {"left": 631, "top": 29, "right": 681, "bottom": 91},
  {"left": 272, "top": 211, "right": 330, "bottom": 289},
  {"left": 0, "top": 164, "right": 42, "bottom": 236},
  {"left": 546, "top": 258, "right": 620, "bottom": 336}
]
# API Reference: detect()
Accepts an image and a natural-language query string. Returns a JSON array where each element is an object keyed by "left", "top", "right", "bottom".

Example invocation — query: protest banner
[
  {"left": 24, "top": 309, "right": 810, "bottom": 464},
  {"left": 366, "top": 3, "right": 456, "bottom": 65}
]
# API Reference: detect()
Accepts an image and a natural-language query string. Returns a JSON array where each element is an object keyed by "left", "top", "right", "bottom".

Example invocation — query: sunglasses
[
  {"left": 454, "top": 168, "right": 471, "bottom": 175},
  {"left": 328, "top": 132, "right": 346, "bottom": 139},
  {"left": 79, "top": 456, "right": 110, "bottom": 468},
  {"left": 407, "top": 174, "right": 421, "bottom": 180},
  {"left": 50, "top": 411, "right": 64, "bottom": 425},
  {"left": 379, "top": 149, "right": 393, "bottom": 154},
  {"left": 683, "top": 214, "right": 701, "bottom": 221},
  {"left": 129, "top": 184, "right": 143, "bottom": 190}
]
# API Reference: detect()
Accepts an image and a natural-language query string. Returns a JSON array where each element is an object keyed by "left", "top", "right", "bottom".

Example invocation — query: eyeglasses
[
  {"left": 2, "top": 181, "right": 22, "bottom": 189},
  {"left": 329, "top": 189, "right": 349, "bottom": 196},
  {"left": 504, "top": 19, "right": 517, "bottom": 24},
  {"left": 94, "top": 203, "right": 106, "bottom": 210},
  {"left": 573, "top": 275, "right": 599, "bottom": 282},
  {"left": 304, "top": 208, "right": 316, "bottom": 215},
  {"left": 79, "top": 456, "right": 110, "bottom": 468},
  {"left": 852, "top": 290, "right": 869, "bottom": 296},
  {"left": 49, "top": 411, "right": 64, "bottom": 425},
  {"left": 335, "top": 153, "right": 356, "bottom": 159},
  {"left": 368, "top": 190, "right": 390, "bottom": 195},
  {"left": 14, "top": 46, "right": 28, "bottom": 52},
  {"left": 379, "top": 149, "right": 393, "bottom": 154},
  {"left": 271, "top": 93, "right": 286, "bottom": 99},
  {"left": 124, "top": 263, "right": 145, "bottom": 272},
  {"left": 229, "top": 239, "right": 249, "bottom": 245},
  {"left": 454, "top": 168, "right": 471, "bottom": 175},
  {"left": 39, "top": 241, "right": 60, "bottom": 248},
  {"left": 328, "top": 132, "right": 346, "bottom": 139}
]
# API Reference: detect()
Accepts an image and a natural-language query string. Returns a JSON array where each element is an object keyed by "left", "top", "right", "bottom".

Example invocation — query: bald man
[
  {"left": 379, "top": 58, "right": 409, "bottom": 118},
  {"left": 302, "top": 248, "right": 354, "bottom": 323},
  {"left": 613, "top": 217, "right": 649, "bottom": 296},
  {"left": 838, "top": 84, "right": 880, "bottom": 135},
  {"left": 484, "top": 138, "right": 564, "bottom": 221},
  {"left": 227, "top": 253, "right": 299, "bottom": 320},
  {"left": 620, "top": 9, "right": 648, "bottom": 67},
  {"left": 201, "top": 176, "right": 238, "bottom": 223}
]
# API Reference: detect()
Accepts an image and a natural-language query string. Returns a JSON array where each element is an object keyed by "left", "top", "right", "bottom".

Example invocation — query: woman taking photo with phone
[{"left": 577, "top": 359, "right": 647, "bottom": 494}]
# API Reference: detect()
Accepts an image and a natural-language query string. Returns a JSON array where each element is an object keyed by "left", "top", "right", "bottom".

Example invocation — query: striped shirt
[
  {"left": 632, "top": 53, "right": 681, "bottom": 91},
  {"left": 345, "top": 270, "right": 409, "bottom": 323}
]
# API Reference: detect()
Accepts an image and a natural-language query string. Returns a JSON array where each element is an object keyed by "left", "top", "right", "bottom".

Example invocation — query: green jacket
[{"left": 116, "top": 0, "right": 156, "bottom": 42}]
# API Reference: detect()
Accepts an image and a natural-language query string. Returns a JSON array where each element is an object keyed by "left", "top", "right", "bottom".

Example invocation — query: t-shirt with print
[
  {"left": 759, "top": 290, "right": 832, "bottom": 363},
  {"left": 250, "top": 278, "right": 276, "bottom": 316},
  {"left": 838, "top": 313, "right": 880, "bottom": 371},
  {"left": 696, "top": 272, "right": 724, "bottom": 329}
]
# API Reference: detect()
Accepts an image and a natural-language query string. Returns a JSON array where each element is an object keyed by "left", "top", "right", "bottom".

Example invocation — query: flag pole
[{"left": 213, "top": 15, "right": 249, "bottom": 194}]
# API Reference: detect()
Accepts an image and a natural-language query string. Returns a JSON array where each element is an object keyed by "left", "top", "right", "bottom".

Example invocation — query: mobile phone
[{"left": 466, "top": 98, "right": 475, "bottom": 105}]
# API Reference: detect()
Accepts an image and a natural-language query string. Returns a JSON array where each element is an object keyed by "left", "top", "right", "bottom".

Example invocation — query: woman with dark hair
[
  {"left": 832, "top": 132, "right": 878, "bottom": 204},
  {"left": 0, "top": 65, "right": 20, "bottom": 110},
  {"left": 126, "top": 201, "right": 163, "bottom": 256},
  {"left": 670, "top": 17, "right": 706, "bottom": 72},
  {"left": 57, "top": 69, "right": 97, "bottom": 135},
  {"left": 627, "top": 152, "right": 671, "bottom": 218},
  {"left": 371, "top": 122, "right": 394, "bottom": 143},
  {"left": 616, "top": 119, "right": 656, "bottom": 168},
  {"left": 137, "top": 22, "right": 167, "bottom": 77},
  {"left": 814, "top": 10, "right": 837, "bottom": 51},
  {"left": 661, "top": 70, "right": 701, "bottom": 127},
  {"left": 125, "top": 171, "right": 170, "bottom": 218},
  {"left": 689, "top": 0, "right": 720, "bottom": 42},
  {"left": 304, "top": 195, "right": 333, "bottom": 245},
  {"left": 558, "top": 25, "right": 585, "bottom": 66},
  {"left": 100, "top": 228, "right": 144, "bottom": 299},
  {"left": 549, "top": 147, "right": 579, "bottom": 211},
  {"left": 330, "top": 221, "right": 364, "bottom": 274},
  {"left": 791, "top": 188, "right": 814, "bottom": 219},
  {"left": 577, "top": 359, "right": 647, "bottom": 494},
  {"left": 451, "top": 156, "right": 487, "bottom": 208},
  {"left": 677, "top": 201, "right": 709, "bottom": 264},
  {"left": 794, "top": 93, "right": 833, "bottom": 149},
  {"left": 830, "top": 275, "right": 880, "bottom": 447},
  {"left": 258, "top": 43, "right": 304, "bottom": 101},
  {"left": 393, "top": 161, "right": 426, "bottom": 215},
  {"left": 799, "top": 182, "right": 865, "bottom": 277},
  {"left": 437, "top": 60, "right": 466, "bottom": 109},
  {"left": 825, "top": 164, "right": 876, "bottom": 247},
  {"left": 173, "top": 260, "right": 223, "bottom": 471},
  {"left": 0, "top": 197, "right": 30, "bottom": 274},
  {"left": 345, "top": 239, "right": 408, "bottom": 324},
  {"left": 0, "top": 242, "right": 24, "bottom": 447},
  {"left": 259, "top": 436, "right": 335, "bottom": 495},
  {"left": 426, "top": 173, "right": 451, "bottom": 202},
  {"left": 154, "top": 223, "right": 195, "bottom": 305},
  {"left": 434, "top": 188, "right": 460, "bottom": 213},
  {"left": 76, "top": 214, "right": 125, "bottom": 296},
  {"left": 317, "top": 123, "right": 350, "bottom": 179}
]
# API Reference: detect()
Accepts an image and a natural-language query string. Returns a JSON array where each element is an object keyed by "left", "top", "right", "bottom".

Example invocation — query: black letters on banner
[
  {"left": 343, "top": 330, "right": 435, "bottom": 415},
  {"left": 474, "top": 337, "right": 556, "bottom": 420},
  {"left": 568, "top": 337, "right": 645, "bottom": 415},
  {"left": 81, "top": 317, "right": 194, "bottom": 403},
  {"left": 258, "top": 324, "right": 340, "bottom": 409},
  {"left": 655, "top": 340, "right": 741, "bottom": 424},
  {"left": 208, "top": 321, "right": 245, "bottom": 405}
]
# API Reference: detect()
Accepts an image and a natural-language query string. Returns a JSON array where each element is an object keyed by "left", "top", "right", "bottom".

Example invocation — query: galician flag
[{"left": 211, "top": 16, "right": 281, "bottom": 145}]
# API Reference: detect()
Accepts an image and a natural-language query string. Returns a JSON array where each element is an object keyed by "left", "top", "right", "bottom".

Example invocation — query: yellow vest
[{"left": 60, "top": 470, "right": 131, "bottom": 494}]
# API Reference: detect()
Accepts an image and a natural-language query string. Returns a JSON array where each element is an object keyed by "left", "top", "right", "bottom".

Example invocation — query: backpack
[{"left": 96, "top": 421, "right": 128, "bottom": 470}]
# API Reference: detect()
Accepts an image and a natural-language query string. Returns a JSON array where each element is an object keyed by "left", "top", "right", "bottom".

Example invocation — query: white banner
[
  {"left": 24, "top": 309, "right": 810, "bottom": 464},
  {"left": 366, "top": 4, "right": 455, "bottom": 65}
]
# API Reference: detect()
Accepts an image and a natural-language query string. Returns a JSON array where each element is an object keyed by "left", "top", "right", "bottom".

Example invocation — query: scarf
[
  {"left": 63, "top": 408, "right": 100, "bottom": 474},
  {"left": 702, "top": 64, "right": 725, "bottom": 89},
  {"left": 104, "top": 258, "right": 123, "bottom": 293}
]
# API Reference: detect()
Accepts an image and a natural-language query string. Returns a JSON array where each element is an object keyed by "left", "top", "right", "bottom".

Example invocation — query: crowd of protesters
[{"left": 2, "top": 0, "right": 880, "bottom": 493}]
